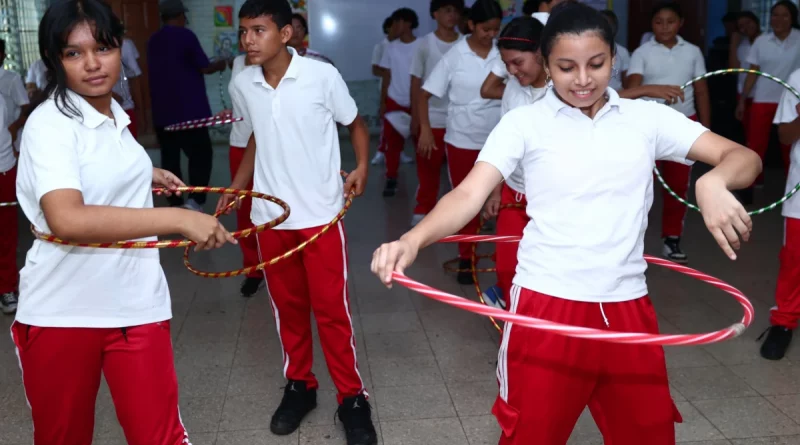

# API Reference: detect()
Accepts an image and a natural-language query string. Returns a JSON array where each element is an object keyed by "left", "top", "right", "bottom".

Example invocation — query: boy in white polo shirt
[
  {"left": 378, "top": 7, "right": 419, "bottom": 197},
  {"left": 221, "top": 1, "right": 375, "bottom": 444},
  {"left": 762, "top": 67, "right": 800, "bottom": 361},
  {"left": 409, "top": 0, "right": 463, "bottom": 225},
  {"left": 627, "top": 1, "right": 710, "bottom": 264}
]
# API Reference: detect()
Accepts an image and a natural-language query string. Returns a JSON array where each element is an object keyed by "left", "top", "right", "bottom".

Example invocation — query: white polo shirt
[
  {"left": 736, "top": 39, "right": 753, "bottom": 96},
  {"left": 746, "top": 30, "right": 800, "bottom": 104},
  {"left": 303, "top": 49, "right": 334, "bottom": 66},
  {"left": 423, "top": 38, "right": 502, "bottom": 149},
  {"left": 628, "top": 36, "right": 706, "bottom": 117},
  {"left": 0, "top": 67, "right": 30, "bottom": 153},
  {"left": 410, "top": 32, "right": 461, "bottom": 129},
  {"left": 773, "top": 69, "right": 800, "bottom": 220},
  {"left": 0, "top": 95, "right": 13, "bottom": 173},
  {"left": 490, "top": 12, "right": 549, "bottom": 80},
  {"left": 25, "top": 59, "right": 47, "bottom": 90},
  {"left": 372, "top": 38, "right": 388, "bottom": 67},
  {"left": 380, "top": 38, "right": 420, "bottom": 108},
  {"left": 477, "top": 88, "right": 707, "bottom": 302},
  {"left": 111, "top": 38, "right": 143, "bottom": 111},
  {"left": 15, "top": 91, "right": 170, "bottom": 327},
  {"left": 609, "top": 45, "right": 630, "bottom": 92},
  {"left": 228, "top": 54, "right": 253, "bottom": 148},
  {"left": 500, "top": 78, "right": 545, "bottom": 193},
  {"left": 232, "top": 47, "right": 358, "bottom": 229}
]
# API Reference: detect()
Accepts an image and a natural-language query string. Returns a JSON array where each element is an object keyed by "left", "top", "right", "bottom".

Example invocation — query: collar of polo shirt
[
  {"left": 64, "top": 89, "right": 130, "bottom": 130},
  {"left": 542, "top": 87, "right": 622, "bottom": 118},
  {"left": 251, "top": 46, "right": 302, "bottom": 89}
]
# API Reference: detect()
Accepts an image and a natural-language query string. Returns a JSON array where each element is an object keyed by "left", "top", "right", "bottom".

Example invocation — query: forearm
[
  {"left": 695, "top": 87, "right": 712, "bottom": 128},
  {"left": 380, "top": 71, "right": 391, "bottom": 108},
  {"left": 700, "top": 147, "right": 762, "bottom": 190},
  {"left": 480, "top": 73, "right": 505, "bottom": 100},
  {"left": 46, "top": 205, "right": 187, "bottom": 244},
  {"left": 410, "top": 78, "right": 422, "bottom": 124},
  {"left": 618, "top": 85, "right": 649, "bottom": 99},
  {"left": 779, "top": 120, "right": 800, "bottom": 145},
  {"left": 740, "top": 71, "right": 758, "bottom": 100},
  {"left": 348, "top": 116, "right": 370, "bottom": 168},
  {"left": 401, "top": 187, "right": 488, "bottom": 250},
  {"left": 231, "top": 135, "right": 256, "bottom": 189},
  {"left": 417, "top": 92, "right": 432, "bottom": 131}
]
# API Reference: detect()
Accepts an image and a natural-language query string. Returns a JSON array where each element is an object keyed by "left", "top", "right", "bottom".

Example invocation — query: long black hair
[
  {"left": 497, "top": 16, "right": 543, "bottom": 53},
  {"left": 36, "top": 0, "right": 124, "bottom": 119},
  {"left": 541, "top": 1, "right": 616, "bottom": 62}
]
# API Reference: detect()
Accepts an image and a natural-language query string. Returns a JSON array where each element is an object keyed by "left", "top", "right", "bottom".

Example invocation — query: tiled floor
[{"left": 3, "top": 139, "right": 800, "bottom": 445}]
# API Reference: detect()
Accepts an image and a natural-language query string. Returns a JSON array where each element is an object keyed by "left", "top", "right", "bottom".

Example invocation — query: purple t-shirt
[{"left": 147, "top": 25, "right": 212, "bottom": 127}]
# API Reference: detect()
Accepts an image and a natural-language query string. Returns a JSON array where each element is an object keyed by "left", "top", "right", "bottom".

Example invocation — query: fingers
[
  {"left": 710, "top": 226, "right": 737, "bottom": 260},
  {"left": 721, "top": 224, "right": 742, "bottom": 251},
  {"left": 371, "top": 243, "right": 400, "bottom": 288}
]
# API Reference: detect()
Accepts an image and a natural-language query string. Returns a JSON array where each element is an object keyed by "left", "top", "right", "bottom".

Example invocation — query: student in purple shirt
[{"left": 148, "top": 0, "right": 227, "bottom": 211}]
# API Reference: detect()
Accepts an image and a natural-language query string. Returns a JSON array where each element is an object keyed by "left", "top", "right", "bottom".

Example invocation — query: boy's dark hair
[
  {"left": 542, "top": 1, "right": 616, "bottom": 61},
  {"left": 469, "top": 0, "right": 502, "bottom": 24},
  {"left": 292, "top": 12, "right": 308, "bottom": 33},
  {"left": 651, "top": 1, "right": 682, "bottom": 20},
  {"left": 391, "top": 7, "right": 419, "bottom": 29},
  {"left": 522, "top": 0, "right": 552, "bottom": 16},
  {"left": 430, "top": 0, "right": 464, "bottom": 18},
  {"left": 738, "top": 10, "right": 760, "bottom": 25},
  {"left": 37, "top": 0, "right": 124, "bottom": 119},
  {"left": 238, "top": 0, "right": 292, "bottom": 29},
  {"left": 383, "top": 17, "right": 393, "bottom": 34}
]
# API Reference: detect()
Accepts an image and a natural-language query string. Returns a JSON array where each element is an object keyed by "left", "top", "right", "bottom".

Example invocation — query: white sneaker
[
  {"left": 400, "top": 152, "right": 414, "bottom": 164},
  {"left": 1, "top": 292, "right": 18, "bottom": 314},
  {"left": 410, "top": 213, "right": 426, "bottom": 227},
  {"left": 371, "top": 152, "right": 385, "bottom": 165},
  {"left": 183, "top": 198, "right": 203, "bottom": 212}
]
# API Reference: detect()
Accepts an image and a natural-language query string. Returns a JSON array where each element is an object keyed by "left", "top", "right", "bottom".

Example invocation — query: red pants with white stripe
[
  {"left": 229, "top": 146, "right": 261, "bottom": 278},
  {"left": 746, "top": 102, "right": 791, "bottom": 182},
  {"left": 494, "top": 288, "right": 680, "bottom": 445},
  {"left": 446, "top": 143, "right": 482, "bottom": 259},
  {"left": 0, "top": 166, "right": 18, "bottom": 294},
  {"left": 413, "top": 128, "right": 446, "bottom": 215},
  {"left": 495, "top": 184, "right": 527, "bottom": 304},
  {"left": 11, "top": 321, "right": 188, "bottom": 445},
  {"left": 656, "top": 114, "right": 697, "bottom": 238},
  {"left": 256, "top": 222, "right": 366, "bottom": 404},
  {"left": 770, "top": 217, "right": 800, "bottom": 329},
  {"left": 383, "top": 97, "right": 411, "bottom": 179}
]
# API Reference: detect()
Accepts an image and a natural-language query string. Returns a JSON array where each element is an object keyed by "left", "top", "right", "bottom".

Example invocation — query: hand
[
  {"left": 647, "top": 85, "right": 685, "bottom": 104},
  {"left": 735, "top": 101, "right": 745, "bottom": 121},
  {"left": 180, "top": 212, "right": 237, "bottom": 252},
  {"left": 215, "top": 109, "right": 233, "bottom": 120},
  {"left": 482, "top": 191, "right": 501, "bottom": 220},
  {"left": 343, "top": 166, "right": 368, "bottom": 197},
  {"left": 696, "top": 175, "right": 752, "bottom": 260},
  {"left": 417, "top": 127, "right": 437, "bottom": 160},
  {"left": 371, "top": 238, "right": 419, "bottom": 287},
  {"left": 152, "top": 168, "right": 185, "bottom": 197},
  {"left": 215, "top": 192, "right": 240, "bottom": 215}
]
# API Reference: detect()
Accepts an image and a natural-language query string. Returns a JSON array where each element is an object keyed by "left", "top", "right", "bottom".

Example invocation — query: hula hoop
[
  {"left": 163, "top": 116, "right": 243, "bottom": 132},
  {"left": 655, "top": 68, "right": 800, "bottom": 215},
  {"left": 401, "top": 235, "right": 754, "bottom": 345},
  {"left": 31, "top": 187, "right": 290, "bottom": 249},
  {"left": 0, "top": 201, "right": 17, "bottom": 207}
]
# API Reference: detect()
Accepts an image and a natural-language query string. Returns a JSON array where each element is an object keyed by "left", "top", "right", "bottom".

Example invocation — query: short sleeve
[
  {"left": 476, "top": 109, "right": 527, "bottom": 178},
  {"left": 745, "top": 37, "right": 761, "bottom": 67},
  {"left": 409, "top": 43, "right": 426, "bottom": 78},
  {"left": 11, "top": 73, "right": 29, "bottom": 107},
  {"left": 379, "top": 44, "right": 391, "bottom": 70},
  {"left": 774, "top": 70, "right": 800, "bottom": 125},
  {"left": 627, "top": 47, "right": 645, "bottom": 76},
  {"left": 692, "top": 47, "right": 707, "bottom": 77},
  {"left": 490, "top": 58, "right": 507, "bottom": 78},
  {"left": 186, "top": 30, "right": 211, "bottom": 71},
  {"left": 652, "top": 103, "right": 708, "bottom": 162},
  {"left": 231, "top": 77, "right": 252, "bottom": 132},
  {"left": 25, "top": 63, "right": 37, "bottom": 84},
  {"left": 326, "top": 68, "right": 359, "bottom": 126},
  {"left": 617, "top": 47, "right": 630, "bottom": 73},
  {"left": 122, "top": 40, "right": 143, "bottom": 77},
  {"left": 371, "top": 42, "right": 384, "bottom": 66},
  {"left": 19, "top": 111, "right": 82, "bottom": 202},
  {"left": 422, "top": 57, "right": 450, "bottom": 99}
]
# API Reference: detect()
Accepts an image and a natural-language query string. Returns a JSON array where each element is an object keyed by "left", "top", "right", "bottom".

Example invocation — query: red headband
[{"left": 498, "top": 36, "right": 538, "bottom": 44}]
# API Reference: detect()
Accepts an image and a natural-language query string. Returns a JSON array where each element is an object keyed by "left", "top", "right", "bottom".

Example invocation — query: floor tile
[
  {"left": 380, "top": 418, "right": 467, "bottom": 445},
  {"left": 693, "top": 397, "right": 800, "bottom": 439}
]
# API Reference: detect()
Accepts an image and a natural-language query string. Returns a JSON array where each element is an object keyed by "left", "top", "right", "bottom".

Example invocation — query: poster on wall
[
  {"left": 214, "top": 5, "right": 233, "bottom": 27},
  {"left": 214, "top": 30, "right": 238, "bottom": 60},
  {"left": 288, "top": 0, "right": 310, "bottom": 48},
  {"left": 499, "top": 0, "right": 517, "bottom": 24}
]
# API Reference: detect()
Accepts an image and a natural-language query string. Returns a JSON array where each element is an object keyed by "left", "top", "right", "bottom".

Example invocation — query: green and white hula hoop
[{"left": 654, "top": 68, "right": 800, "bottom": 215}]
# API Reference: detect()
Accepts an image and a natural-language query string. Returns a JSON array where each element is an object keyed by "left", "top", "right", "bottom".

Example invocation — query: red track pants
[
  {"left": 0, "top": 166, "right": 18, "bottom": 294},
  {"left": 256, "top": 222, "right": 366, "bottom": 404},
  {"left": 11, "top": 321, "right": 189, "bottom": 445},
  {"left": 229, "top": 146, "right": 260, "bottom": 278},
  {"left": 446, "top": 143, "right": 482, "bottom": 259},
  {"left": 495, "top": 184, "right": 527, "bottom": 304},
  {"left": 746, "top": 102, "right": 791, "bottom": 182},
  {"left": 656, "top": 114, "right": 697, "bottom": 239},
  {"left": 771, "top": 217, "right": 800, "bottom": 329},
  {"left": 494, "top": 288, "right": 681, "bottom": 445},
  {"left": 413, "top": 128, "right": 446, "bottom": 215},
  {"left": 383, "top": 97, "right": 411, "bottom": 179}
]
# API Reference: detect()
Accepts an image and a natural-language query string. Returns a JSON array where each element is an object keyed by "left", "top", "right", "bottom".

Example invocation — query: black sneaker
[
  {"left": 457, "top": 259, "right": 474, "bottom": 285},
  {"left": 240, "top": 277, "right": 264, "bottom": 298},
  {"left": 337, "top": 394, "right": 378, "bottom": 445},
  {"left": 0, "top": 292, "right": 17, "bottom": 315},
  {"left": 270, "top": 380, "right": 317, "bottom": 435},
  {"left": 662, "top": 236, "right": 688, "bottom": 264},
  {"left": 759, "top": 325, "right": 793, "bottom": 361},
  {"left": 382, "top": 178, "right": 397, "bottom": 197}
]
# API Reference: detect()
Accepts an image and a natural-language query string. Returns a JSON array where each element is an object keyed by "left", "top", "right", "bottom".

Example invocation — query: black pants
[{"left": 155, "top": 127, "right": 213, "bottom": 205}]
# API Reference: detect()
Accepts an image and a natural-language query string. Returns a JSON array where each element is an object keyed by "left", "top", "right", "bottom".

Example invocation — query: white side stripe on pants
[{"left": 497, "top": 284, "right": 521, "bottom": 402}]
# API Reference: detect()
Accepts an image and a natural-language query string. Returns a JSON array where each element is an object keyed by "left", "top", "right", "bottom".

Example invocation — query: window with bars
[
  {"left": 747, "top": 0, "right": 800, "bottom": 31},
  {"left": 0, "top": 0, "right": 47, "bottom": 76}
]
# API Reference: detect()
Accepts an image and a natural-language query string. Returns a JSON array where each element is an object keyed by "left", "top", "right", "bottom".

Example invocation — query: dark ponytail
[
  {"left": 497, "top": 16, "right": 543, "bottom": 53},
  {"left": 541, "top": 1, "right": 616, "bottom": 62}
]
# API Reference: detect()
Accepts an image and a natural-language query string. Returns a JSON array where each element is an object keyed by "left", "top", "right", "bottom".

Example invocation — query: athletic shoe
[
  {"left": 760, "top": 325, "right": 793, "bottom": 360},
  {"left": 270, "top": 380, "right": 317, "bottom": 435},
  {"left": 400, "top": 152, "right": 414, "bottom": 164},
  {"left": 410, "top": 213, "right": 425, "bottom": 227},
  {"left": 482, "top": 285, "right": 506, "bottom": 310},
  {"left": 337, "top": 394, "right": 378, "bottom": 445},
  {"left": 457, "top": 259, "right": 474, "bottom": 285},
  {"left": 0, "top": 292, "right": 17, "bottom": 314},
  {"left": 370, "top": 152, "right": 385, "bottom": 165},
  {"left": 240, "top": 277, "right": 264, "bottom": 298},
  {"left": 662, "top": 236, "right": 688, "bottom": 264},
  {"left": 383, "top": 178, "right": 398, "bottom": 197}
]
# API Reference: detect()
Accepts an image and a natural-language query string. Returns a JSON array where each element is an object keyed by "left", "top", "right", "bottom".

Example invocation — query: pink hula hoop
[
  {"left": 392, "top": 235, "right": 754, "bottom": 346},
  {"left": 164, "top": 116, "right": 243, "bottom": 132}
]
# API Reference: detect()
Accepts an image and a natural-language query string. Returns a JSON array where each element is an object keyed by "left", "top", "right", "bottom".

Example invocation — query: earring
[
  {"left": 545, "top": 71, "right": 552, "bottom": 86},
  {"left": 611, "top": 63, "right": 619, "bottom": 79}
]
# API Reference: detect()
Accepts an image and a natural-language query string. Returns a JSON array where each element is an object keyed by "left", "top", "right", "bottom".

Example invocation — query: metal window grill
[{"left": 0, "top": 0, "right": 46, "bottom": 76}]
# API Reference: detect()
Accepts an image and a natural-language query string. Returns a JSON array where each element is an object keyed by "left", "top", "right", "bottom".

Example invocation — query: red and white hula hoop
[
  {"left": 396, "top": 235, "right": 754, "bottom": 346},
  {"left": 164, "top": 116, "right": 243, "bottom": 132}
]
